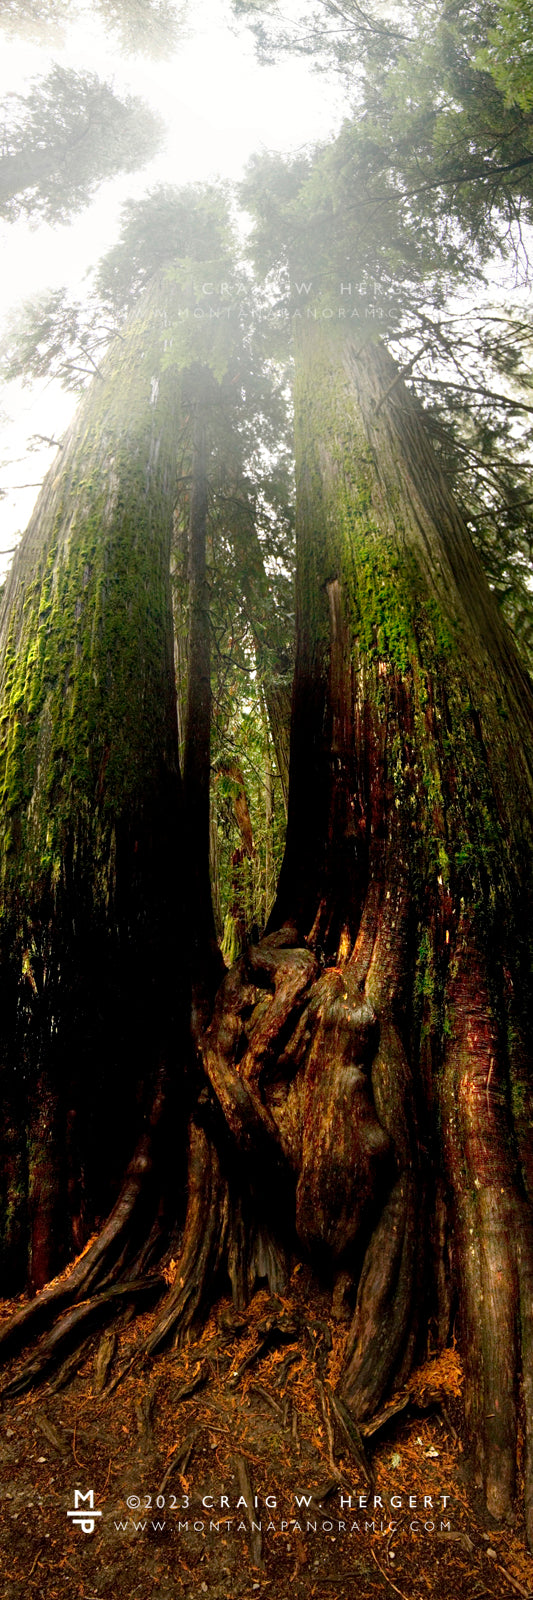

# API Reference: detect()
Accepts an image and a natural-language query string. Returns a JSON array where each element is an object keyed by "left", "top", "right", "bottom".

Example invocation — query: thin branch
[
  {"left": 347, "top": 152, "right": 533, "bottom": 215},
  {"left": 374, "top": 341, "right": 432, "bottom": 414},
  {"left": 414, "top": 376, "right": 533, "bottom": 415},
  {"left": 370, "top": 1546, "right": 411, "bottom": 1600}
]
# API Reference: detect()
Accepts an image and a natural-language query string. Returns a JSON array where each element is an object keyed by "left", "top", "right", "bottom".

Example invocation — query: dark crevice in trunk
[{"left": 182, "top": 378, "right": 225, "bottom": 1035}]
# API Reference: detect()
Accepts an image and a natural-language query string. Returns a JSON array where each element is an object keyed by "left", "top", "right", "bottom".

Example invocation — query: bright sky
[{"left": 0, "top": 0, "right": 344, "bottom": 576}]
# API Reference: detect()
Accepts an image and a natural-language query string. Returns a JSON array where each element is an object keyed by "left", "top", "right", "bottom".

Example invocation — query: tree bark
[
  {"left": 182, "top": 384, "right": 221, "bottom": 1027},
  {"left": 267, "top": 321, "right": 533, "bottom": 1536},
  {"left": 0, "top": 271, "right": 184, "bottom": 1290},
  {"left": 163, "top": 320, "right": 533, "bottom": 1542},
  {"left": 140, "top": 326, "right": 533, "bottom": 1548}
]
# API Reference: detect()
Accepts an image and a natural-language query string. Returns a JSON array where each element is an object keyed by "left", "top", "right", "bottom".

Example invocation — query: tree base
[{"left": 1, "top": 922, "right": 532, "bottom": 1552}]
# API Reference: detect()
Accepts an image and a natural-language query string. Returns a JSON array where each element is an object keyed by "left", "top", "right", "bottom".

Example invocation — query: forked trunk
[{"left": 3, "top": 317, "right": 533, "bottom": 1551}]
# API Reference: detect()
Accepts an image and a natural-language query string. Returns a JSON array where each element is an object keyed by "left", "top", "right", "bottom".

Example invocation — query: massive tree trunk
[
  {"left": 0, "top": 271, "right": 183, "bottom": 1292},
  {"left": 3, "top": 316, "right": 533, "bottom": 1548},
  {"left": 276, "top": 323, "right": 533, "bottom": 1537},
  {"left": 161, "top": 322, "right": 533, "bottom": 1538},
  {"left": 279, "top": 327, "right": 533, "bottom": 1529}
]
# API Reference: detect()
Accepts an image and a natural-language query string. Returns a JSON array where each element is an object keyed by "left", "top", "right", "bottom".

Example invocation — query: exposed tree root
[
  {"left": 236, "top": 1454, "right": 264, "bottom": 1570},
  {"left": 157, "top": 1425, "right": 201, "bottom": 1496},
  {"left": 0, "top": 1070, "right": 167, "bottom": 1364},
  {"left": 0, "top": 913, "right": 532, "bottom": 1554},
  {"left": 1, "top": 1274, "right": 164, "bottom": 1400},
  {"left": 94, "top": 1329, "right": 118, "bottom": 1395},
  {"left": 143, "top": 1120, "right": 229, "bottom": 1356}
]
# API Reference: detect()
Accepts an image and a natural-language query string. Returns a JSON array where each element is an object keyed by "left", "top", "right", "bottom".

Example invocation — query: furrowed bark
[
  {"left": 442, "top": 932, "right": 520, "bottom": 1520},
  {"left": 0, "top": 272, "right": 184, "bottom": 1287},
  {"left": 267, "top": 322, "right": 533, "bottom": 1534}
]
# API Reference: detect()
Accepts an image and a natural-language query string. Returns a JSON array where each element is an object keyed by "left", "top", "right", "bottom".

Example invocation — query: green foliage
[
  {"left": 236, "top": 0, "right": 533, "bottom": 668},
  {"left": 0, "top": 0, "right": 186, "bottom": 55},
  {"left": 0, "top": 289, "right": 119, "bottom": 393},
  {"left": 204, "top": 475, "right": 293, "bottom": 952},
  {"left": 0, "top": 0, "right": 71, "bottom": 41},
  {"left": 237, "top": 2, "right": 533, "bottom": 289},
  {"left": 212, "top": 683, "right": 286, "bottom": 958},
  {"left": 93, "top": 0, "right": 186, "bottom": 56},
  {"left": 476, "top": 0, "right": 533, "bottom": 110},
  {"left": 0, "top": 66, "right": 163, "bottom": 224},
  {"left": 95, "top": 185, "right": 234, "bottom": 315},
  {"left": 0, "top": 185, "right": 236, "bottom": 391},
  {"left": 231, "top": 0, "right": 409, "bottom": 70}
]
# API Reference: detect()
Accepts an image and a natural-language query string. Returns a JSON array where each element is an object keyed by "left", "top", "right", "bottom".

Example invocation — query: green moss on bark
[
  {"left": 0, "top": 271, "right": 184, "bottom": 1287},
  {"left": 290, "top": 321, "right": 533, "bottom": 918},
  {"left": 0, "top": 273, "right": 183, "bottom": 902}
]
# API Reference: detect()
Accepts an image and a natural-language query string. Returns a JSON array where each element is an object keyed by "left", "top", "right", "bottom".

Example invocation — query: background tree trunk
[
  {"left": 0, "top": 271, "right": 184, "bottom": 1291},
  {"left": 182, "top": 379, "right": 222, "bottom": 1030}
]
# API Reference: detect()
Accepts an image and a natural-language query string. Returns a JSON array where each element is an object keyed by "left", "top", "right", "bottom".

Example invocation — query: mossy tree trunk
[
  {"left": 0, "top": 271, "right": 184, "bottom": 1292},
  {"left": 270, "top": 323, "right": 533, "bottom": 1539},
  {"left": 165, "top": 322, "right": 533, "bottom": 1541},
  {"left": 4, "top": 316, "right": 533, "bottom": 1549}
]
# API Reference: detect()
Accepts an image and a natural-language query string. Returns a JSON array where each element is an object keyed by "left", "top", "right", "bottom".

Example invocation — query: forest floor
[{"left": 0, "top": 1269, "right": 532, "bottom": 1600}]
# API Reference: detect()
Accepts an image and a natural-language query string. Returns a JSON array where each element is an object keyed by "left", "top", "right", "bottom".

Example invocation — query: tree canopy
[
  {"left": 0, "top": 66, "right": 164, "bottom": 224},
  {"left": 0, "top": 0, "right": 186, "bottom": 54},
  {"left": 230, "top": 0, "right": 533, "bottom": 665}
]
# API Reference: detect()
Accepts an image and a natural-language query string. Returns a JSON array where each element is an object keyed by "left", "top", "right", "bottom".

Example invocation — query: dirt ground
[{"left": 1, "top": 1270, "right": 533, "bottom": 1600}]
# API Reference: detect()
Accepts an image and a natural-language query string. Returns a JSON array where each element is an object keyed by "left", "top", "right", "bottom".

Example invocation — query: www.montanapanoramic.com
[{"left": 106, "top": 1489, "right": 453, "bottom": 1537}]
